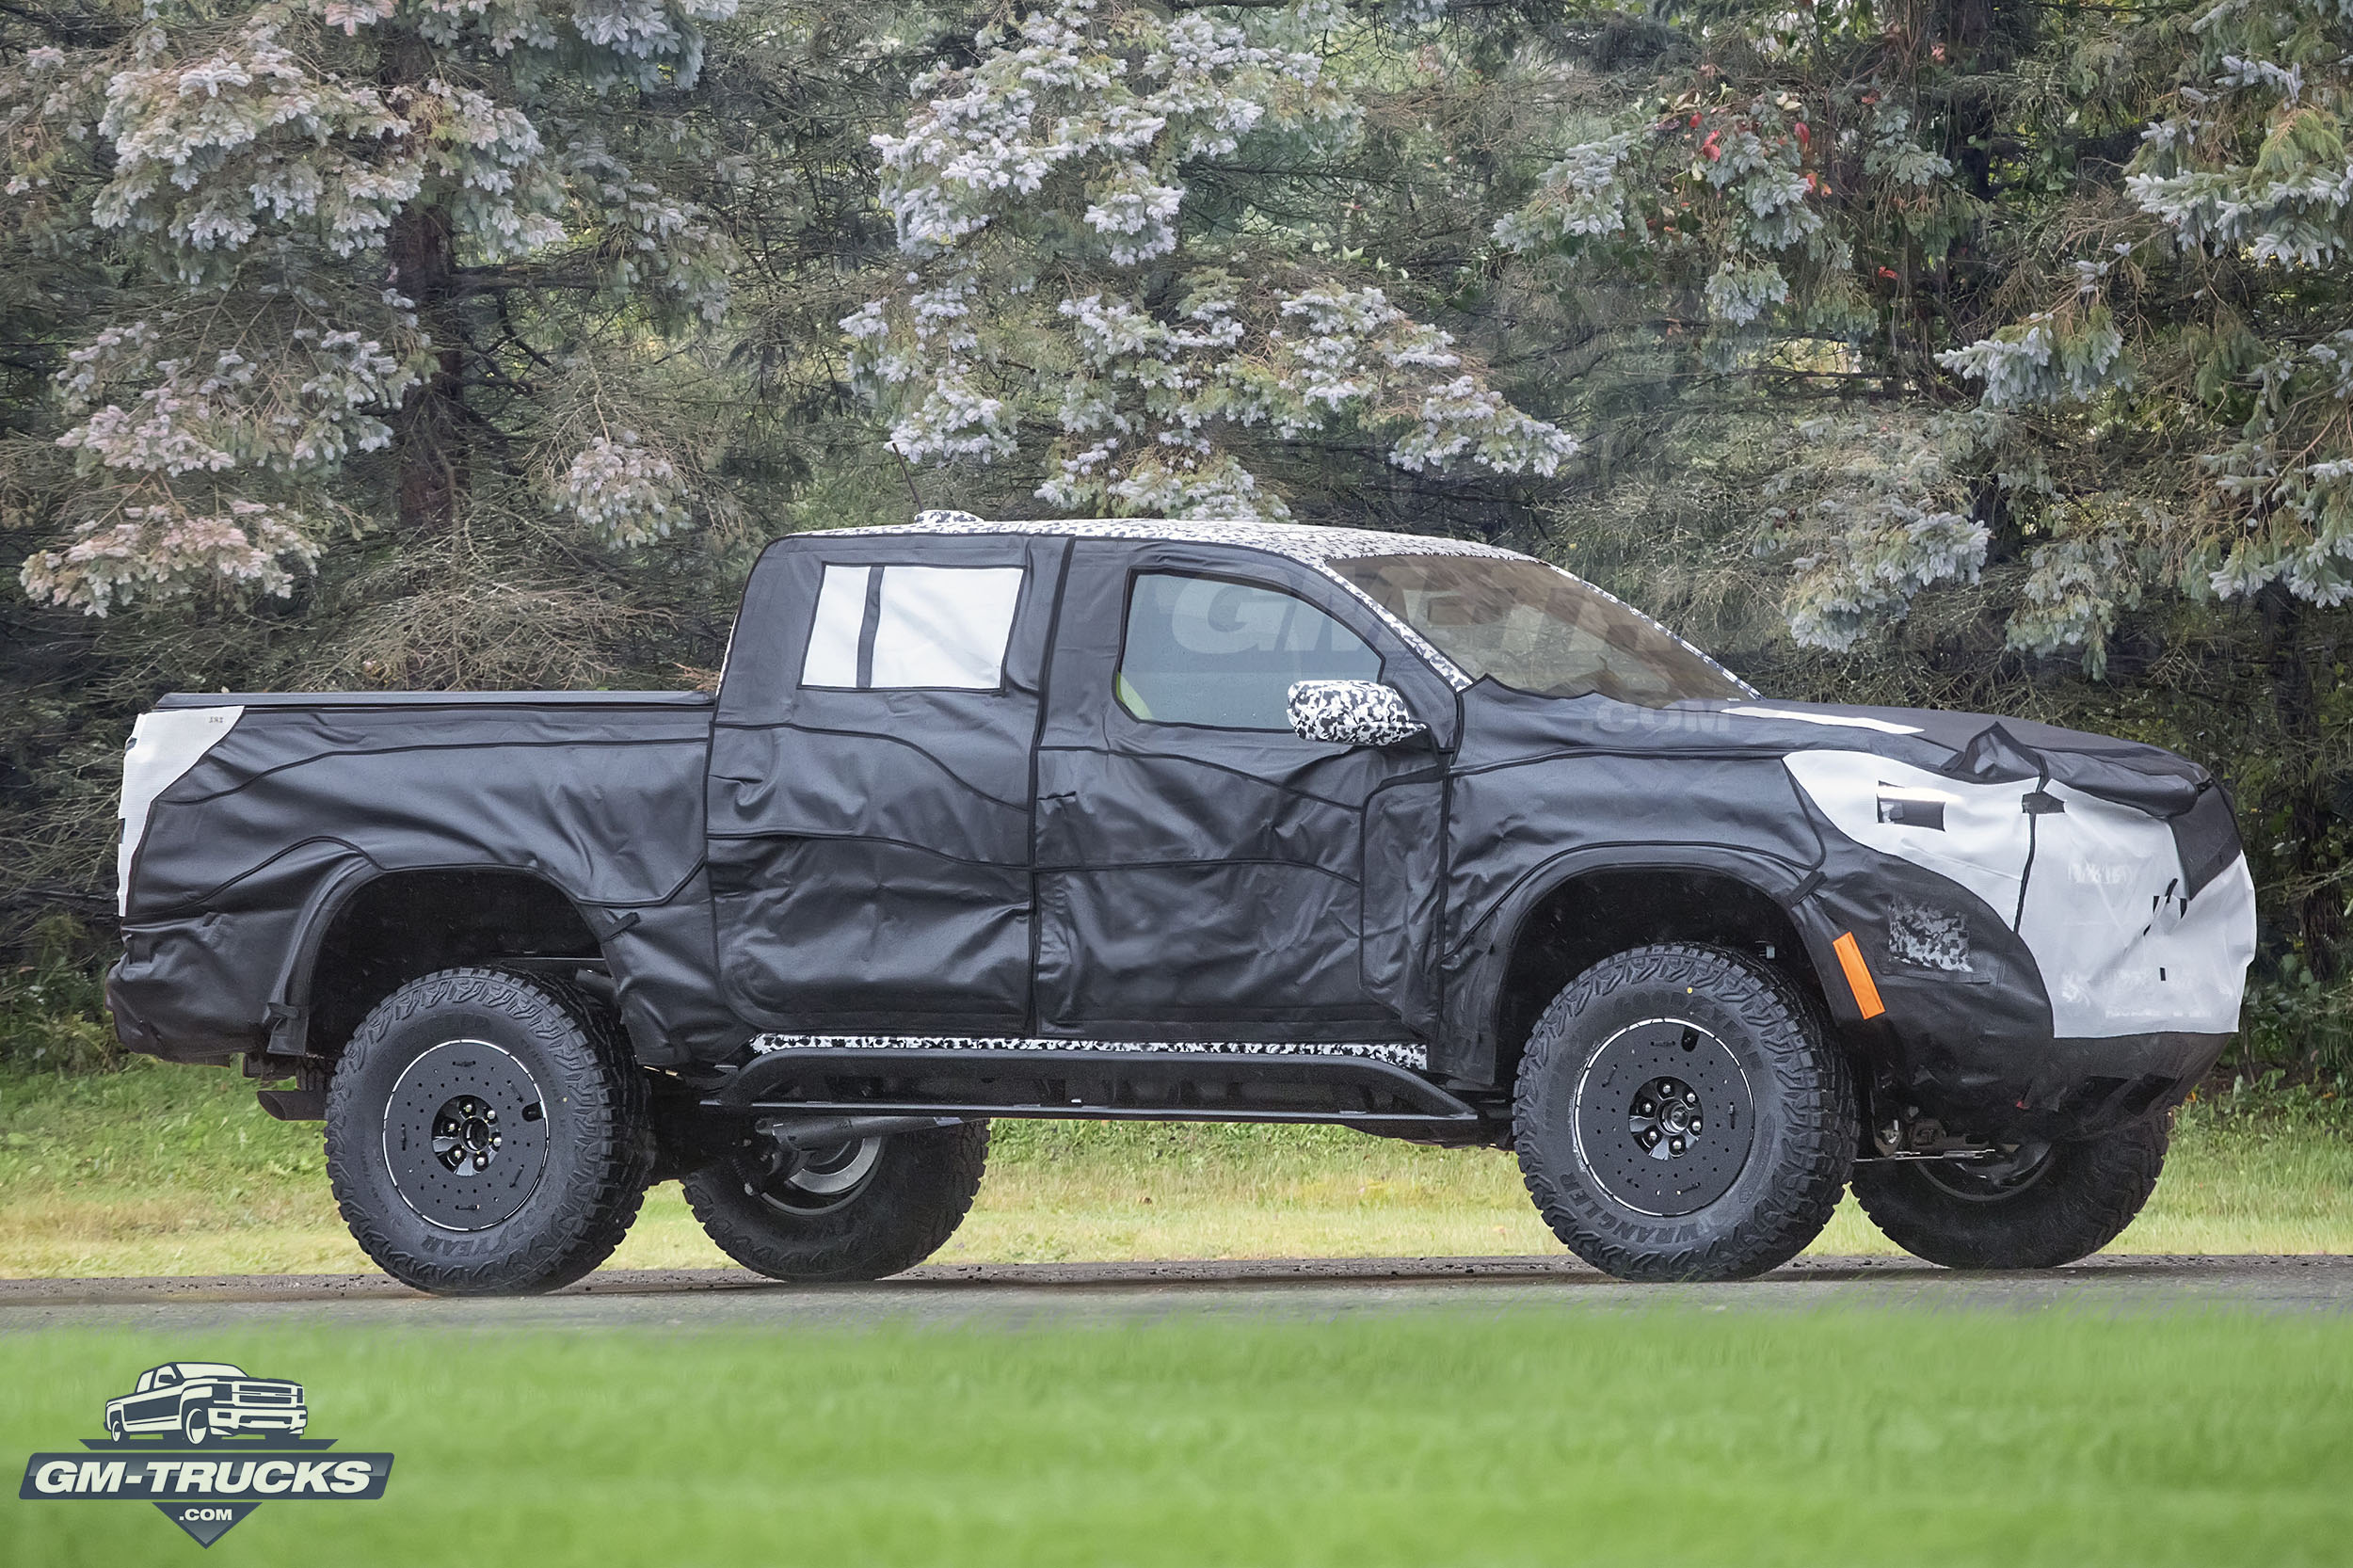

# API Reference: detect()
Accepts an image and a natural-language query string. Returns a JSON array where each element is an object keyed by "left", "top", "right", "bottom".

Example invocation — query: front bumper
[
  {"left": 1872, "top": 1024, "right": 2230, "bottom": 1142},
  {"left": 1802, "top": 827, "right": 2248, "bottom": 1142},
  {"left": 203, "top": 1408, "right": 307, "bottom": 1434}
]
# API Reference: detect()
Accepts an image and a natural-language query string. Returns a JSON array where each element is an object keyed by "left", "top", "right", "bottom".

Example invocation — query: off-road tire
[
  {"left": 326, "top": 967, "right": 651, "bottom": 1296},
  {"left": 683, "top": 1121, "right": 989, "bottom": 1283},
  {"left": 1514, "top": 943, "right": 1857, "bottom": 1283},
  {"left": 1850, "top": 1117, "right": 2168, "bottom": 1270}
]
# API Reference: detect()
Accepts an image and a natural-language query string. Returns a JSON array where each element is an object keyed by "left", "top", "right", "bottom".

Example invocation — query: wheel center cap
[
  {"left": 434, "top": 1097, "right": 503, "bottom": 1172},
  {"left": 1628, "top": 1074, "right": 1708, "bottom": 1160}
]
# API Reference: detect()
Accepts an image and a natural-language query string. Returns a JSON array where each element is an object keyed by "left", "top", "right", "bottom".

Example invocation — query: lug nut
[{"left": 1669, "top": 1138, "right": 1685, "bottom": 1155}]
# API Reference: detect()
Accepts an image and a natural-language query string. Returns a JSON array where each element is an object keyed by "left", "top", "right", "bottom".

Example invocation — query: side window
[
  {"left": 800, "top": 564, "right": 1025, "bottom": 691},
  {"left": 150, "top": 1368, "right": 178, "bottom": 1388},
  {"left": 1118, "top": 572, "right": 1383, "bottom": 729}
]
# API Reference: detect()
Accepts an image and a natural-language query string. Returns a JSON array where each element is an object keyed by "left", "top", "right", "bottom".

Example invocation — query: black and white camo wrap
[
  {"left": 895, "top": 510, "right": 1524, "bottom": 565},
  {"left": 746, "top": 1033, "right": 1429, "bottom": 1070},
  {"left": 1286, "top": 680, "right": 1427, "bottom": 745}
]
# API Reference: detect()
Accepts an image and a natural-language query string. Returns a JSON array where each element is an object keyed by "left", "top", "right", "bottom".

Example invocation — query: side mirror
[{"left": 1287, "top": 680, "right": 1430, "bottom": 746}]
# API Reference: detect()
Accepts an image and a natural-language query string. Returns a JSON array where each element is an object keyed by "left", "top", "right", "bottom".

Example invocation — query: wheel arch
[
  {"left": 271, "top": 865, "right": 612, "bottom": 1062},
  {"left": 1454, "top": 848, "right": 1848, "bottom": 1092}
]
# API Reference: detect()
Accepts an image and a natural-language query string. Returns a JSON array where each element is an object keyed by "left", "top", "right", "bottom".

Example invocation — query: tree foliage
[
  {"left": 844, "top": 0, "right": 1577, "bottom": 520},
  {"left": 8, "top": 0, "right": 742, "bottom": 618}
]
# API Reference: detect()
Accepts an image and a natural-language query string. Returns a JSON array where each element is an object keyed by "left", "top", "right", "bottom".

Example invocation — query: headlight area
[
  {"left": 1799, "top": 856, "right": 2223, "bottom": 1144},
  {"left": 1785, "top": 747, "right": 2255, "bottom": 1143}
]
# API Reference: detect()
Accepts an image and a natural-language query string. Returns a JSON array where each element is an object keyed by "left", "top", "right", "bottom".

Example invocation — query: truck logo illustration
[
  {"left": 104, "top": 1363, "right": 309, "bottom": 1446},
  {"left": 21, "top": 1361, "right": 388, "bottom": 1546}
]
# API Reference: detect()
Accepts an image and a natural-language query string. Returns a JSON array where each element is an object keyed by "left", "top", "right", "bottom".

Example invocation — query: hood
[
  {"left": 1458, "top": 683, "right": 2211, "bottom": 808},
  {"left": 1710, "top": 700, "right": 2211, "bottom": 817},
  {"left": 1453, "top": 684, "right": 2241, "bottom": 898}
]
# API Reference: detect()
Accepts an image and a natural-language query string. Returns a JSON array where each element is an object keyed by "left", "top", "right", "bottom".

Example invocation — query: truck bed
[{"left": 113, "top": 689, "right": 725, "bottom": 1065}]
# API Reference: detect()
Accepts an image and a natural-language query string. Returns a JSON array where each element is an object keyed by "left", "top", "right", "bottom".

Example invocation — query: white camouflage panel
[{"left": 1782, "top": 749, "right": 2259, "bottom": 1038}]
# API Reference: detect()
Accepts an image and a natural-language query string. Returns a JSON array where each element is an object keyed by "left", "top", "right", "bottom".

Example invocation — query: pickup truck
[
  {"left": 108, "top": 512, "right": 2258, "bottom": 1291},
  {"left": 104, "top": 1363, "right": 307, "bottom": 1445}
]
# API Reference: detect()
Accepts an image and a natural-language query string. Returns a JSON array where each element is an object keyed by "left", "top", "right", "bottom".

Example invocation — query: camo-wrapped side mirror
[{"left": 1286, "top": 680, "right": 1429, "bottom": 746}]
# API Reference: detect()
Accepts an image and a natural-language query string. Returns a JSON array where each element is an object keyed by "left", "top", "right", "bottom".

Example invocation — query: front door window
[{"left": 1115, "top": 572, "right": 1383, "bottom": 728}]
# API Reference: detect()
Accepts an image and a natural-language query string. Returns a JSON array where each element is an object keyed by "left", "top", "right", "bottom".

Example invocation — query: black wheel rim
[
  {"left": 745, "top": 1137, "right": 884, "bottom": 1217},
  {"left": 1570, "top": 1016, "right": 1757, "bottom": 1217},
  {"left": 382, "top": 1039, "right": 552, "bottom": 1231}
]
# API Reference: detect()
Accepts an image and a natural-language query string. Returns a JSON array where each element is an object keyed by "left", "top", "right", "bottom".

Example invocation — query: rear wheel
[
  {"left": 683, "top": 1122, "right": 988, "bottom": 1283},
  {"left": 326, "top": 968, "right": 652, "bottom": 1296},
  {"left": 1513, "top": 943, "right": 1857, "bottom": 1283},
  {"left": 1850, "top": 1118, "right": 2167, "bottom": 1269}
]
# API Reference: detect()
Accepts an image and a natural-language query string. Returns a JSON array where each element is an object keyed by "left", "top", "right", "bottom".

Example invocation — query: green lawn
[
  {"left": 6, "top": 1305, "right": 2351, "bottom": 1565},
  {"left": 3, "top": 1060, "right": 2350, "bottom": 1277}
]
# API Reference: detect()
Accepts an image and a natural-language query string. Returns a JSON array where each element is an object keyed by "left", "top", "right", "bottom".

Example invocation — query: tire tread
[
  {"left": 1513, "top": 942, "right": 1856, "bottom": 1283},
  {"left": 682, "top": 1121, "right": 990, "bottom": 1283},
  {"left": 325, "top": 967, "right": 650, "bottom": 1296}
]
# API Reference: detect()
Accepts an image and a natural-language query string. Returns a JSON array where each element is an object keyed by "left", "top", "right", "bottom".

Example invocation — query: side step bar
[{"left": 704, "top": 1048, "right": 1489, "bottom": 1136}]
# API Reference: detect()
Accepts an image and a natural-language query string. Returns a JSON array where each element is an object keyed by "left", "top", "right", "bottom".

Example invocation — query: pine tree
[
  {"left": 842, "top": 0, "right": 1577, "bottom": 520},
  {"left": 7, "top": 0, "right": 738, "bottom": 617}
]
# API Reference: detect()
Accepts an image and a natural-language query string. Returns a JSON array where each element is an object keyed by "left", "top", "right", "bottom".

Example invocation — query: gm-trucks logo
[{"left": 18, "top": 1362, "right": 393, "bottom": 1546}]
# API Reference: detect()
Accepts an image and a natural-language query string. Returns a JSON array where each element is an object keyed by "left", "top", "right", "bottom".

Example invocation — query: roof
[{"left": 853, "top": 511, "right": 1530, "bottom": 566}]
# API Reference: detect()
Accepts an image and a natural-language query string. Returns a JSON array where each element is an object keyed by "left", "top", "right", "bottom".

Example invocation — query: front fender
[{"left": 1435, "top": 843, "right": 1843, "bottom": 1085}]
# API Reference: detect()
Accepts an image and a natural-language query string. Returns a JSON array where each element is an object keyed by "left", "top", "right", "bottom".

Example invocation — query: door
[
  {"left": 127, "top": 1368, "right": 180, "bottom": 1430},
  {"left": 1032, "top": 541, "right": 1450, "bottom": 1043},
  {"left": 707, "top": 533, "right": 1066, "bottom": 1033}
]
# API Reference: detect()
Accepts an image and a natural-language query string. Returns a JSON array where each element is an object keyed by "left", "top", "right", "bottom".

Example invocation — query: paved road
[{"left": 0, "top": 1255, "right": 2346, "bottom": 1332}]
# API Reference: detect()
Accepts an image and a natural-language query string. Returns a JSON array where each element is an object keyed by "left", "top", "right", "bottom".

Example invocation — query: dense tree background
[{"left": 5, "top": 0, "right": 2347, "bottom": 1073}]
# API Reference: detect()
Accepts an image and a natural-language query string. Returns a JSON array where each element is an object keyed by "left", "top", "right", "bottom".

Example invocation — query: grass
[
  {"left": 3, "top": 1061, "right": 2349, "bottom": 1277},
  {"left": 6, "top": 1305, "right": 2352, "bottom": 1565}
]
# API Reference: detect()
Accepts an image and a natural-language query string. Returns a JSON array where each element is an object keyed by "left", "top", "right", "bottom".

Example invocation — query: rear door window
[{"left": 800, "top": 564, "right": 1026, "bottom": 691}]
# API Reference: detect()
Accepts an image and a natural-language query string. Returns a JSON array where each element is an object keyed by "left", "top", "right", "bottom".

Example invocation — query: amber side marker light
[{"left": 1832, "top": 931, "right": 1885, "bottom": 1020}]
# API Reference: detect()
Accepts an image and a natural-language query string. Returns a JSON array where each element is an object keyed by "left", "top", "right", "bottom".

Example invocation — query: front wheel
[
  {"left": 683, "top": 1122, "right": 989, "bottom": 1283},
  {"left": 1850, "top": 1118, "right": 2167, "bottom": 1270},
  {"left": 1514, "top": 943, "right": 1858, "bottom": 1283},
  {"left": 181, "top": 1405, "right": 210, "bottom": 1446}
]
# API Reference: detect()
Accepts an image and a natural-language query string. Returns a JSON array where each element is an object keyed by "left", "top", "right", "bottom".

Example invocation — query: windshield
[
  {"left": 175, "top": 1364, "right": 246, "bottom": 1379},
  {"left": 1329, "top": 555, "right": 1748, "bottom": 707}
]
